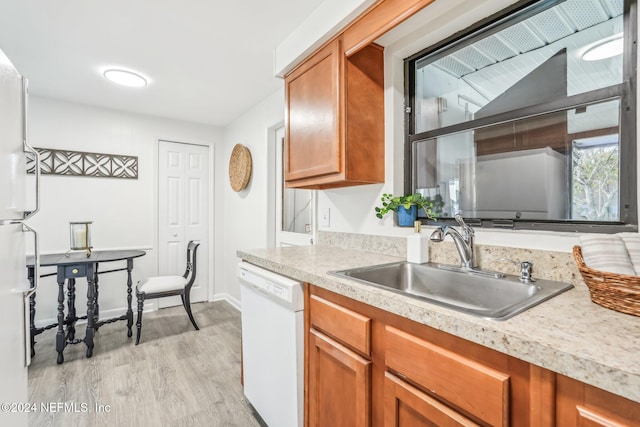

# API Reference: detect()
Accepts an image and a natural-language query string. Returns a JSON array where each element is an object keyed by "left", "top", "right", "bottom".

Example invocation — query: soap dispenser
[{"left": 407, "top": 220, "right": 429, "bottom": 264}]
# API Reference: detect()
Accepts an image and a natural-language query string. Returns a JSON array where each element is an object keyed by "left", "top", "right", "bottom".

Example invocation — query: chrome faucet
[{"left": 430, "top": 213, "right": 477, "bottom": 269}]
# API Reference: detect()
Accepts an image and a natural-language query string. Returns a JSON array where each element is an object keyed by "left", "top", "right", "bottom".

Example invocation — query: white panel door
[
  {"left": 158, "top": 141, "right": 209, "bottom": 306},
  {"left": 159, "top": 145, "right": 184, "bottom": 276}
]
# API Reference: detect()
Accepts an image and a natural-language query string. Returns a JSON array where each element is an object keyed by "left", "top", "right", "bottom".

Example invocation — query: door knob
[{"left": 173, "top": 233, "right": 178, "bottom": 237}]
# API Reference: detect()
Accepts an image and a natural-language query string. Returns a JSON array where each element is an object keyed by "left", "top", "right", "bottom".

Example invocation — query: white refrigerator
[{"left": 0, "top": 47, "right": 41, "bottom": 427}]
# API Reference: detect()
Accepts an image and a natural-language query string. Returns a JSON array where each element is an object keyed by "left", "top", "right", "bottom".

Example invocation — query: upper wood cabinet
[
  {"left": 283, "top": 0, "right": 437, "bottom": 189},
  {"left": 284, "top": 37, "right": 384, "bottom": 189},
  {"left": 342, "top": 0, "right": 435, "bottom": 56},
  {"left": 475, "top": 112, "right": 569, "bottom": 156}
]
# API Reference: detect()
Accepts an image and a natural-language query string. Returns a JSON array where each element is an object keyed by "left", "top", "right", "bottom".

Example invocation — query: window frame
[{"left": 403, "top": 0, "right": 638, "bottom": 233}]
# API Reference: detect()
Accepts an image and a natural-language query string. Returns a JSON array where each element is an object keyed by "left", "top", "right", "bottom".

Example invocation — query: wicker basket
[
  {"left": 228, "top": 144, "right": 252, "bottom": 192},
  {"left": 573, "top": 245, "right": 640, "bottom": 317}
]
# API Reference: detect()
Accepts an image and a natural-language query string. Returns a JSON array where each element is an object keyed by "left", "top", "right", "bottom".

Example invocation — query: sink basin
[{"left": 329, "top": 262, "right": 573, "bottom": 320}]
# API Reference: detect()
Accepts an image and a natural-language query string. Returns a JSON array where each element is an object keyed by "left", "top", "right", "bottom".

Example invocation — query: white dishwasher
[{"left": 238, "top": 261, "right": 304, "bottom": 427}]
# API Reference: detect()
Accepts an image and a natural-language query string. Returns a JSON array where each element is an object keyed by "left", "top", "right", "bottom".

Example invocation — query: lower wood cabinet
[
  {"left": 308, "top": 329, "right": 371, "bottom": 427},
  {"left": 556, "top": 374, "right": 640, "bottom": 426},
  {"left": 307, "top": 294, "right": 373, "bottom": 426},
  {"left": 385, "top": 325, "right": 509, "bottom": 426},
  {"left": 384, "top": 371, "right": 480, "bottom": 427},
  {"left": 305, "top": 284, "right": 640, "bottom": 427}
]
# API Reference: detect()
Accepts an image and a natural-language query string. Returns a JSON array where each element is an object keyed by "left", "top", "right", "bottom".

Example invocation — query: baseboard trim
[
  {"left": 212, "top": 293, "right": 241, "bottom": 311},
  {"left": 34, "top": 296, "right": 241, "bottom": 328}
]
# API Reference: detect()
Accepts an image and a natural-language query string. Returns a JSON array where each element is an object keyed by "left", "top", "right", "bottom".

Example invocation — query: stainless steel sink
[{"left": 329, "top": 262, "right": 573, "bottom": 320}]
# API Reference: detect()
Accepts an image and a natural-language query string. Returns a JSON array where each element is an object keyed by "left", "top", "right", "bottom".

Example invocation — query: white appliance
[
  {"left": 0, "top": 48, "right": 40, "bottom": 427},
  {"left": 238, "top": 261, "right": 304, "bottom": 427}
]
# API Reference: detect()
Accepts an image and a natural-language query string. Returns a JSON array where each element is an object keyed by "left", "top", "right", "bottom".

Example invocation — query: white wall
[
  {"left": 215, "top": 89, "right": 285, "bottom": 305},
  {"left": 27, "top": 97, "right": 220, "bottom": 323}
]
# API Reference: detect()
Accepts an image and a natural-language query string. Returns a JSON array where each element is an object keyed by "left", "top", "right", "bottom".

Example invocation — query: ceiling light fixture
[
  {"left": 103, "top": 69, "right": 148, "bottom": 87},
  {"left": 582, "top": 35, "right": 624, "bottom": 61}
]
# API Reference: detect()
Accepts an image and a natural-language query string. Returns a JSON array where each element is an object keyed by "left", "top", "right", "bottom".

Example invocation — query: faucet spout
[{"left": 429, "top": 214, "right": 477, "bottom": 269}]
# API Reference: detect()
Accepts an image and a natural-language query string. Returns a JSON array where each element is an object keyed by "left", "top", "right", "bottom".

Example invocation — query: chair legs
[
  {"left": 135, "top": 293, "right": 145, "bottom": 345},
  {"left": 134, "top": 291, "right": 198, "bottom": 345},
  {"left": 182, "top": 291, "right": 199, "bottom": 330}
]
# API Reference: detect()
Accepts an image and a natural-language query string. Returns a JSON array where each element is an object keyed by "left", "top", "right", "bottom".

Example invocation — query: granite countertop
[{"left": 238, "top": 245, "right": 640, "bottom": 404}]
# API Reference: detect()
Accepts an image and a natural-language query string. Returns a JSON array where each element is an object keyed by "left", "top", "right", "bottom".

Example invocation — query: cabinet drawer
[
  {"left": 64, "top": 264, "right": 86, "bottom": 278},
  {"left": 310, "top": 294, "right": 371, "bottom": 356},
  {"left": 385, "top": 326, "right": 510, "bottom": 427}
]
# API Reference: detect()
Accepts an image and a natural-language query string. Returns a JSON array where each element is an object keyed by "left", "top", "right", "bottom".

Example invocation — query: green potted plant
[{"left": 375, "top": 193, "right": 436, "bottom": 226}]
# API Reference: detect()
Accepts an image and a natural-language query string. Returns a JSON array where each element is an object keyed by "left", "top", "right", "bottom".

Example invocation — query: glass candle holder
[{"left": 70, "top": 221, "right": 93, "bottom": 257}]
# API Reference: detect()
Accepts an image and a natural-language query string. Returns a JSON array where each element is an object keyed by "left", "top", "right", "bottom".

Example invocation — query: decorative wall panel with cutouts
[{"left": 26, "top": 148, "right": 138, "bottom": 179}]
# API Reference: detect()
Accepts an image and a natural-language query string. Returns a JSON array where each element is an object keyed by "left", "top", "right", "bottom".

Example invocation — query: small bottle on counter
[{"left": 407, "top": 220, "right": 429, "bottom": 264}]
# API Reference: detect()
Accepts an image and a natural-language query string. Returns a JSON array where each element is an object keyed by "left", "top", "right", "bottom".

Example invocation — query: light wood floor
[{"left": 28, "top": 301, "right": 264, "bottom": 427}]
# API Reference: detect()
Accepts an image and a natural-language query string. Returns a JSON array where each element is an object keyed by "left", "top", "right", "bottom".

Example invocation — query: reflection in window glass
[
  {"left": 413, "top": 99, "right": 621, "bottom": 222},
  {"left": 282, "top": 186, "right": 313, "bottom": 234},
  {"left": 572, "top": 137, "right": 619, "bottom": 221},
  {"left": 414, "top": 0, "right": 623, "bottom": 134}
]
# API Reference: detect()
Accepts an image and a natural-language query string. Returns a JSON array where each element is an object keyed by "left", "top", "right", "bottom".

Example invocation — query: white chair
[{"left": 135, "top": 241, "right": 200, "bottom": 344}]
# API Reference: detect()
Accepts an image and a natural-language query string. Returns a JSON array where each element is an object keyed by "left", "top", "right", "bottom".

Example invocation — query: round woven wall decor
[{"left": 229, "top": 144, "right": 252, "bottom": 192}]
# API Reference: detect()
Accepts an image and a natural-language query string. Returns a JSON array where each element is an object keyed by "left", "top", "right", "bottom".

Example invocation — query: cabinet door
[
  {"left": 308, "top": 329, "right": 371, "bottom": 427},
  {"left": 384, "top": 372, "right": 479, "bottom": 427},
  {"left": 556, "top": 374, "right": 640, "bottom": 427},
  {"left": 285, "top": 39, "right": 342, "bottom": 182}
]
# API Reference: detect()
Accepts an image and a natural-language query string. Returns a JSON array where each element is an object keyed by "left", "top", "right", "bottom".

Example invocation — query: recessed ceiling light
[
  {"left": 103, "top": 69, "right": 148, "bottom": 87},
  {"left": 582, "top": 35, "right": 624, "bottom": 61}
]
